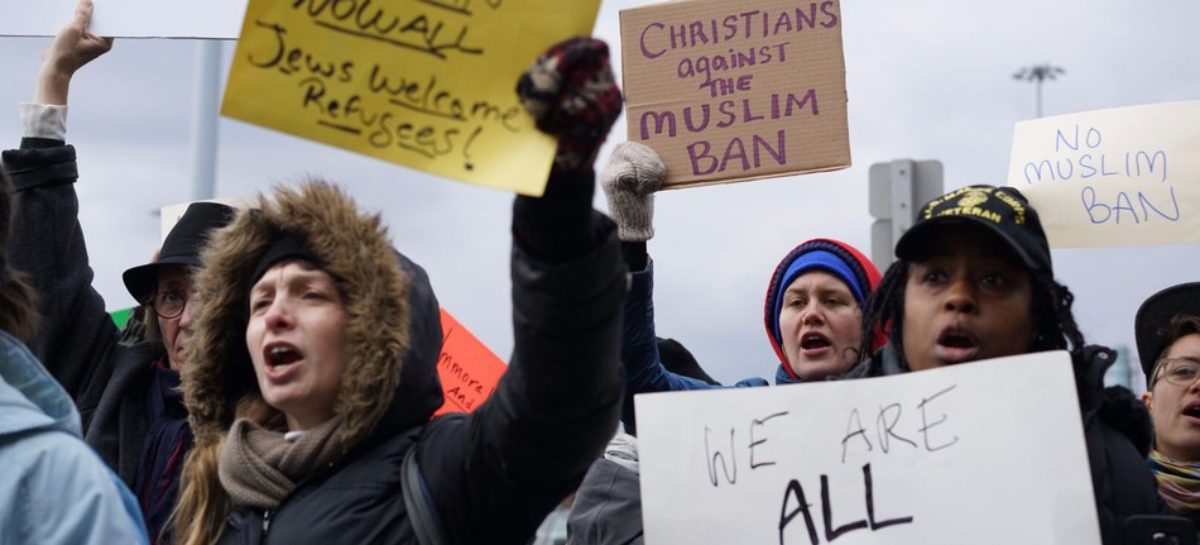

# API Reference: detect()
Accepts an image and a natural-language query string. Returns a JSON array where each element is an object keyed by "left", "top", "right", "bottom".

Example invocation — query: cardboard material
[
  {"left": 0, "top": 0, "right": 248, "bottom": 39},
  {"left": 620, "top": 0, "right": 850, "bottom": 189},
  {"left": 1006, "top": 101, "right": 1200, "bottom": 248},
  {"left": 434, "top": 308, "right": 507, "bottom": 415},
  {"left": 636, "top": 352, "right": 1101, "bottom": 544},
  {"left": 222, "top": 0, "right": 602, "bottom": 196}
]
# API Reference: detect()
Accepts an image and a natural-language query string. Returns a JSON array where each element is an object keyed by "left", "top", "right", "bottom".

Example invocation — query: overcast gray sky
[{"left": 2, "top": 0, "right": 1197, "bottom": 388}]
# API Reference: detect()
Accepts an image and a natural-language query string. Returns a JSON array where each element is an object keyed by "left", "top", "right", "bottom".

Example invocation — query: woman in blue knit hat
[
  {"left": 598, "top": 142, "right": 882, "bottom": 435},
  {"left": 563, "top": 143, "right": 881, "bottom": 545}
]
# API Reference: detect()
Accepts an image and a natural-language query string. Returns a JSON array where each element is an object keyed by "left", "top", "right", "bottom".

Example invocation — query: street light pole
[{"left": 1013, "top": 64, "right": 1065, "bottom": 118}]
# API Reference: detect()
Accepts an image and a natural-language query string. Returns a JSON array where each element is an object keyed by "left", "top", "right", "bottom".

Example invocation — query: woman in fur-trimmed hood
[
  {"left": 175, "top": 181, "right": 444, "bottom": 545},
  {"left": 176, "top": 176, "right": 625, "bottom": 545},
  {"left": 178, "top": 176, "right": 628, "bottom": 542},
  {"left": 173, "top": 36, "right": 627, "bottom": 545}
]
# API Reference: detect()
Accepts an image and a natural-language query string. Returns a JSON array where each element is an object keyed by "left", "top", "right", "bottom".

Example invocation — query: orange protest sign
[{"left": 435, "top": 308, "right": 507, "bottom": 416}]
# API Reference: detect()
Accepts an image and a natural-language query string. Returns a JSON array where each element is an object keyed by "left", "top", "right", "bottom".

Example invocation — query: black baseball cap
[
  {"left": 122, "top": 202, "right": 237, "bottom": 304},
  {"left": 1135, "top": 282, "right": 1200, "bottom": 381},
  {"left": 895, "top": 185, "right": 1052, "bottom": 273}
]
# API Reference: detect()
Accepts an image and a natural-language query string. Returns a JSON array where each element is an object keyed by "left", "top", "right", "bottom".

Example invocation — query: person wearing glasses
[
  {"left": 1138, "top": 282, "right": 1200, "bottom": 527},
  {"left": 3, "top": 3, "right": 236, "bottom": 542}
]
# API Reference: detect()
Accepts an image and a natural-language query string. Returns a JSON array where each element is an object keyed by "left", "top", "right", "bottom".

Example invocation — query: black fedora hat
[
  {"left": 1136, "top": 282, "right": 1200, "bottom": 381},
  {"left": 122, "top": 202, "right": 237, "bottom": 304}
]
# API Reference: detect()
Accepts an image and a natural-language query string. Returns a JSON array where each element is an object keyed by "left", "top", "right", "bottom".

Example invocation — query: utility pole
[
  {"left": 190, "top": 40, "right": 223, "bottom": 201},
  {"left": 1013, "top": 64, "right": 1065, "bottom": 118}
]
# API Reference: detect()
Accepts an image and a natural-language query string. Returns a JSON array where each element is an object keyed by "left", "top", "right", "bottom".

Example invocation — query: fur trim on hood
[{"left": 182, "top": 181, "right": 443, "bottom": 454}]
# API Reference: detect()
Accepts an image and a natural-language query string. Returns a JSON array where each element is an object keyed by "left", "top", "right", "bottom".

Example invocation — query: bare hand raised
[{"left": 36, "top": 0, "right": 114, "bottom": 105}]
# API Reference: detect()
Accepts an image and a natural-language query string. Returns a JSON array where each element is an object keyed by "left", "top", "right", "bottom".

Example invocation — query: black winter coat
[
  {"left": 3, "top": 141, "right": 161, "bottom": 485},
  {"left": 176, "top": 180, "right": 627, "bottom": 545}
]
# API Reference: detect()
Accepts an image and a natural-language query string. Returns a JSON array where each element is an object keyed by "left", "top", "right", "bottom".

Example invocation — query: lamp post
[{"left": 1012, "top": 64, "right": 1065, "bottom": 118}]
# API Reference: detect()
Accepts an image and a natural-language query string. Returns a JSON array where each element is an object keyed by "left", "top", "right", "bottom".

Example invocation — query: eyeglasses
[
  {"left": 1153, "top": 357, "right": 1200, "bottom": 388},
  {"left": 149, "top": 289, "right": 190, "bottom": 320}
]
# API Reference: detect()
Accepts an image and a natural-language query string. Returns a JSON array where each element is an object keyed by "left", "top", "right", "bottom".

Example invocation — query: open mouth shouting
[
  {"left": 799, "top": 331, "right": 833, "bottom": 359},
  {"left": 934, "top": 326, "right": 980, "bottom": 365},
  {"left": 263, "top": 341, "right": 304, "bottom": 380},
  {"left": 1182, "top": 401, "right": 1200, "bottom": 424}
]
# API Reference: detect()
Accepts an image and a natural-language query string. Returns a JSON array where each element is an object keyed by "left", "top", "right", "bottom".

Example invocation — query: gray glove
[{"left": 600, "top": 142, "right": 666, "bottom": 242}]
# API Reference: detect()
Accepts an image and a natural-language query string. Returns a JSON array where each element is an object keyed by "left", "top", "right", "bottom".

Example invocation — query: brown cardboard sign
[{"left": 620, "top": 0, "right": 850, "bottom": 188}]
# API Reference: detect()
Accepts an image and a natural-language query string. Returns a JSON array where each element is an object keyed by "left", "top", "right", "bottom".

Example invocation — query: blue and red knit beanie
[{"left": 763, "top": 239, "right": 883, "bottom": 377}]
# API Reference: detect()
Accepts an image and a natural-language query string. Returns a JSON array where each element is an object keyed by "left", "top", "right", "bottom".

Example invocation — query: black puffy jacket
[{"left": 180, "top": 180, "right": 626, "bottom": 545}]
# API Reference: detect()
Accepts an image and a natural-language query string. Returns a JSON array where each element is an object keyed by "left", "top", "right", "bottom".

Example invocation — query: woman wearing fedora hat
[
  {"left": 3, "top": 2, "right": 235, "bottom": 542},
  {"left": 1138, "top": 282, "right": 1200, "bottom": 526}
]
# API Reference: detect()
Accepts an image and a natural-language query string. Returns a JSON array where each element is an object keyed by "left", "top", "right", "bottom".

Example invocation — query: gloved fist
[
  {"left": 517, "top": 37, "right": 623, "bottom": 173},
  {"left": 600, "top": 142, "right": 665, "bottom": 242}
]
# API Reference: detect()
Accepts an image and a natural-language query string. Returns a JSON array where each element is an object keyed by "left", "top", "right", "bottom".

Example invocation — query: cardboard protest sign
[
  {"left": 620, "top": 0, "right": 850, "bottom": 189},
  {"left": 434, "top": 308, "right": 506, "bottom": 415},
  {"left": 0, "top": 0, "right": 247, "bottom": 39},
  {"left": 1006, "top": 101, "right": 1200, "bottom": 248},
  {"left": 221, "top": 0, "right": 602, "bottom": 196},
  {"left": 636, "top": 352, "right": 1100, "bottom": 544}
]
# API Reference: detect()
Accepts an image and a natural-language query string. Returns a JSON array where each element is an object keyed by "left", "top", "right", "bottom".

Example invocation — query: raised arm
[
  {"left": 601, "top": 142, "right": 719, "bottom": 435},
  {"left": 3, "top": 0, "right": 118, "bottom": 412},
  {"left": 35, "top": 0, "right": 113, "bottom": 107},
  {"left": 424, "top": 38, "right": 628, "bottom": 544}
]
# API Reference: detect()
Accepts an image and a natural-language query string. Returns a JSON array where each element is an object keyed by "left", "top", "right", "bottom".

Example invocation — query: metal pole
[
  {"left": 1035, "top": 78, "right": 1044, "bottom": 118},
  {"left": 190, "top": 40, "right": 222, "bottom": 201}
]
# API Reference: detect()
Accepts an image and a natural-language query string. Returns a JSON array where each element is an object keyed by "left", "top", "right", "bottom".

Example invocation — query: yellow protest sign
[
  {"left": 221, "top": 0, "right": 602, "bottom": 195},
  {"left": 1006, "top": 101, "right": 1200, "bottom": 248}
]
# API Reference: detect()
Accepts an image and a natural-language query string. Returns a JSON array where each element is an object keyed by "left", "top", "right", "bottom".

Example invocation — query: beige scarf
[{"left": 218, "top": 416, "right": 347, "bottom": 509}]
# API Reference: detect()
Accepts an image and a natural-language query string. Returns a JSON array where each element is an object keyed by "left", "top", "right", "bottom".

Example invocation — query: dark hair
[
  {"left": 1149, "top": 314, "right": 1200, "bottom": 387},
  {"left": 1159, "top": 314, "right": 1200, "bottom": 350},
  {"left": 0, "top": 167, "right": 40, "bottom": 342},
  {"left": 858, "top": 259, "right": 1086, "bottom": 365}
]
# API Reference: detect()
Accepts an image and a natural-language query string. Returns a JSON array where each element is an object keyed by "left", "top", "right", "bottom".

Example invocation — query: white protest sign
[
  {"left": 1005, "top": 101, "right": 1200, "bottom": 248},
  {"left": 0, "top": 0, "right": 248, "bottom": 39},
  {"left": 636, "top": 352, "right": 1100, "bottom": 545}
]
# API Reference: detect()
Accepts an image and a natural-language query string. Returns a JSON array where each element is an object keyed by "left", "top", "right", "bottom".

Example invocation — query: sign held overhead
[
  {"left": 1006, "top": 100, "right": 1200, "bottom": 248},
  {"left": 0, "top": 0, "right": 248, "bottom": 39},
  {"left": 222, "top": 0, "right": 603, "bottom": 196},
  {"left": 620, "top": 0, "right": 851, "bottom": 189}
]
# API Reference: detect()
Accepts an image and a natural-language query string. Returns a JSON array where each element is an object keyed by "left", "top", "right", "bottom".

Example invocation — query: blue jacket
[
  {"left": 0, "top": 331, "right": 148, "bottom": 545},
  {"left": 620, "top": 262, "right": 783, "bottom": 435}
]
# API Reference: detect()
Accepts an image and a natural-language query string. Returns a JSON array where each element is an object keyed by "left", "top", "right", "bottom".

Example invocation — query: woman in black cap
[
  {"left": 1138, "top": 282, "right": 1200, "bottom": 525},
  {"left": 850, "top": 184, "right": 1165, "bottom": 545},
  {"left": 3, "top": 2, "right": 236, "bottom": 542}
]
